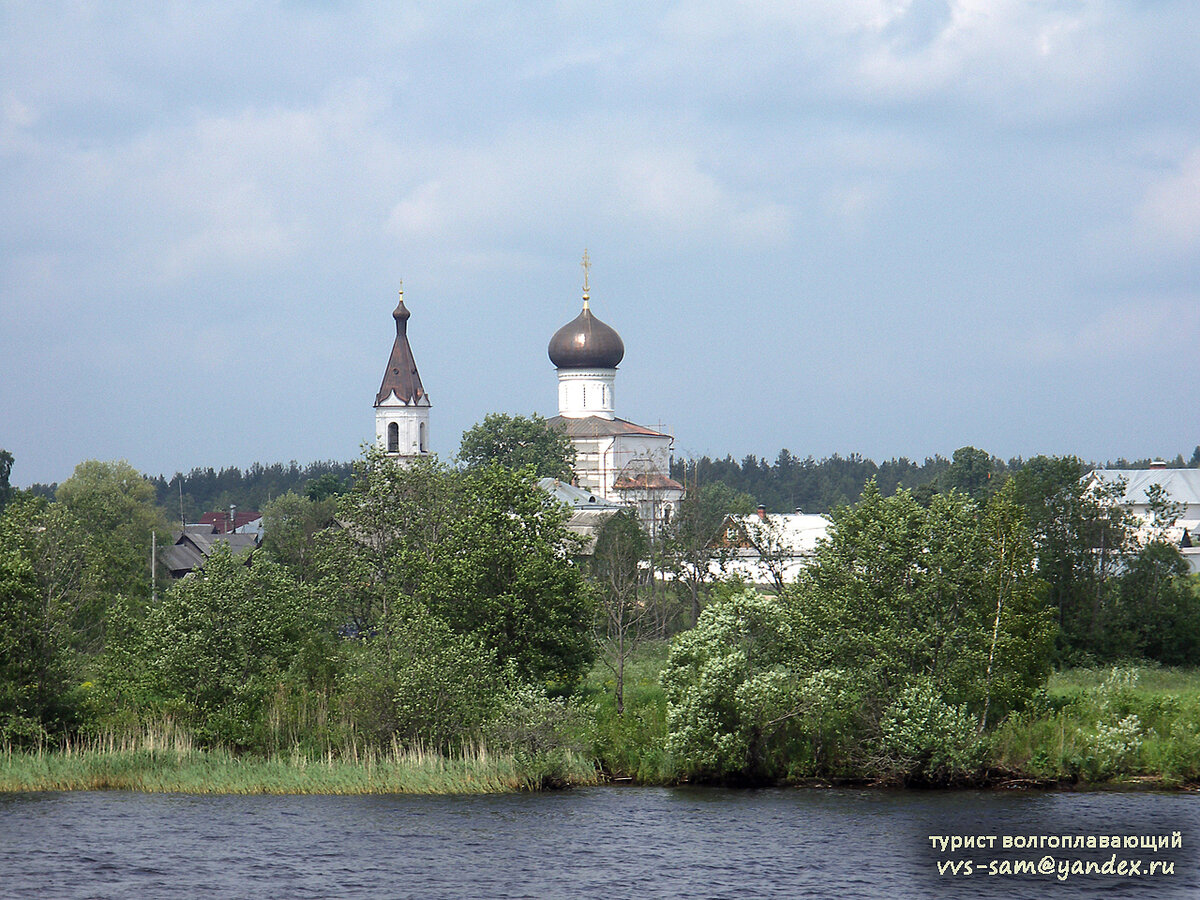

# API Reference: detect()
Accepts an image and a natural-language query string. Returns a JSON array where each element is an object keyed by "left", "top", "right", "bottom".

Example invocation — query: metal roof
[
  {"left": 374, "top": 292, "right": 430, "bottom": 407},
  {"left": 546, "top": 414, "right": 669, "bottom": 438},
  {"left": 1088, "top": 468, "right": 1200, "bottom": 507},
  {"left": 547, "top": 303, "right": 624, "bottom": 369},
  {"left": 613, "top": 472, "right": 685, "bottom": 492},
  {"left": 538, "top": 477, "right": 625, "bottom": 509}
]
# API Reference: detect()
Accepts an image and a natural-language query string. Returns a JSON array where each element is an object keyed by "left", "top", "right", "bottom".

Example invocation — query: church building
[
  {"left": 546, "top": 254, "right": 684, "bottom": 533},
  {"left": 374, "top": 287, "right": 431, "bottom": 462}
]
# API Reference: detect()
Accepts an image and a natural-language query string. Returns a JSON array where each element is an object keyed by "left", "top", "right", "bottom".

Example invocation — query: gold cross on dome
[{"left": 581, "top": 249, "right": 591, "bottom": 302}]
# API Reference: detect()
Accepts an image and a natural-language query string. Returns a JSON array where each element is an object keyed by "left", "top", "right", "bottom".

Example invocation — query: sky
[{"left": 3, "top": 1, "right": 1199, "bottom": 487}]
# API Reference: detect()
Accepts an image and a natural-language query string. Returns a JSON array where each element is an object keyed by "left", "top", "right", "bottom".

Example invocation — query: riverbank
[
  {"left": 0, "top": 737, "right": 599, "bottom": 795},
  {"left": 581, "top": 650, "right": 1200, "bottom": 789},
  {"left": 6, "top": 660, "right": 1198, "bottom": 795}
]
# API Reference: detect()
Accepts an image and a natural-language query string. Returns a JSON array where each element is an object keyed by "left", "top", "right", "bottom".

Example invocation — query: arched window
[
  {"left": 387, "top": 422, "right": 399, "bottom": 453},
  {"left": 419, "top": 421, "right": 426, "bottom": 453}
]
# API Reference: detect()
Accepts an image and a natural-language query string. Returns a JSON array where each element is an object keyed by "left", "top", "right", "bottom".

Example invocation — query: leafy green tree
[
  {"left": 795, "top": 482, "right": 1053, "bottom": 718},
  {"left": 320, "top": 449, "right": 594, "bottom": 689},
  {"left": 139, "top": 544, "right": 328, "bottom": 747},
  {"left": 339, "top": 596, "right": 504, "bottom": 751},
  {"left": 0, "top": 544, "right": 78, "bottom": 744},
  {"left": 591, "top": 511, "right": 650, "bottom": 714},
  {"left": 305, "top": 472, "right": 347, "bottom": 502},
  {"left": 55, "top": 460, "right": 169, "bottom": 648},
  {"left": 1010, "top": 456, "right": 1134, "bottom": 660},
  {"left": 941, "top": 446, "right": 996, "bottom": 502},
  {"left": 261, "top": 491, "right": 337, "bottom": 582},
  {"left": 315, "top": 452, "right": 456, "bottom": 633},
  {"left": 431, "top": 461, "right": 593, "bottom": 687},
  {"left": 458, "top": 413, "right": 576, "bottom": 480},
  {"left": 662, "top": 587, "right": 806, "bottom": 779},
  {"left": 1107, "top": 543, "right": 1199, "bottom": 664}
]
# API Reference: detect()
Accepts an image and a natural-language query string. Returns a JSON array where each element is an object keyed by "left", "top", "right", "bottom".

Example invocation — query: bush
[{"left": 879, "top": 680, "right": 984, "bottom": 783}]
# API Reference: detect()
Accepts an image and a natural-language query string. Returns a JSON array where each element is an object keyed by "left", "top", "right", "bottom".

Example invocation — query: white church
[{"left": 373, "top": 258, "right": 683, "bottom": 531}]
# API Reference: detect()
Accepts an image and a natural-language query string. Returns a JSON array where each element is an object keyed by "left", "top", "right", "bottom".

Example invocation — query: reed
[{"left": 0, "top": 726, "right": 599, "bottom": 795}]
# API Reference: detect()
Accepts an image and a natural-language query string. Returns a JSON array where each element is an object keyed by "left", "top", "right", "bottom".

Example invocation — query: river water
[{"left": 1, "top": 787, "right": 1196, "bottom": 898}]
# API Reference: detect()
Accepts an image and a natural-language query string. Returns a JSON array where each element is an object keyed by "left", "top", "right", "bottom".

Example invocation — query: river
[{"left": 1, "top": 787, "right": 1196, "bottom": 898}]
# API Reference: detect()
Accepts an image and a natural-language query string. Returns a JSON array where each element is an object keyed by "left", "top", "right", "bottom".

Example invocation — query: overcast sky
[{"left": 3, "top": 1, "right": 1199, "bottom": 487}]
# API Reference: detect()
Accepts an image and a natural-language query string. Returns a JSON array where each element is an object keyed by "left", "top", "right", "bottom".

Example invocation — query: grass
[
  {"left": 990, "top": 665, "right": 1200, "bottom": 786},
  {"left": 577, "top": 641, "right": 675, "bottom": 783},
  {"left": 0, "top": 726, "right": 599, "bottom": 795}
]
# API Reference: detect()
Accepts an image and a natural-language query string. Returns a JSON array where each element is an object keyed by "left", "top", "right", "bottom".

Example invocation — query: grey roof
[
  {"left": 538, "top": 476, "right": 624, "bottom": 554},
  {"left": 538, "top": 477, "right": 625, "bottom": 509},
  {"left": 546, "top": 415, "right": 669, "bottom": 439},
  {"left": 164, "top": 530, "right": 258, "bottom": 576},
  {"left": 1088, "top": 468, "right": 1200, "bottom": 506}
]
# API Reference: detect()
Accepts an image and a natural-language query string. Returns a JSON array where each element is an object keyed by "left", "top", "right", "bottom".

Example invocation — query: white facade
[
  {"left": 375, "top": 393, "right": 430, "bottom": 460},
  {"left": 710, "top": 512, "right": 832, "bottom": 588},
  {"left": 557, "top": 368, "right": 616, "bottom": 419}
]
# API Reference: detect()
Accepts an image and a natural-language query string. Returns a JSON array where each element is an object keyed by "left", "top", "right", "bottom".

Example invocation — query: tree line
[{"left": 2, "top": 425, "right": 1198, "bottom": 784}]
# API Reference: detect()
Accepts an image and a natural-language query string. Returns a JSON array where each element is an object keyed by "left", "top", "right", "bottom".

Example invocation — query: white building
[
  {"left": 374, "top": 288, "right": 431, "bottom": 462},
  {"left": 710, "top": 509, "right": 832, "bottom": 589},
  {"left": 546, "top": 256, "right": 684, "bottom": 533},
  {"left": 1086, "top": 463, "right": 1200, "bottom": 572}
]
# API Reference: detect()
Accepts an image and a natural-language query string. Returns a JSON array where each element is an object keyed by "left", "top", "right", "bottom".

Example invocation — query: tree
[
  {"left": 1010, "top": 457, "right": 1134, "bottom": 660},
  {"left": 339, "top": 596, "right": 504, "bottom": 751},
  {"left": 941, "top": 446, "right": 995, "bottom": 503},
  {"left": 314, "top": 452, "right": 456, "bottom": 634},
  {"left": 140, "top": 544, "right": 327, "bottom": 747},
  {"left": 665, "top": 482, "right": 754, "bottom": 627},
  {"left": 795, "top": 481, "right": 1053, "bottom": 718},
  {"left": 430, "top": 461, "right": 594, "bottom": 687},
  {"left": 261, "top": 491, "right": 337, "bottom": 582},
  {"left": 1107, "top": 542, "right": 1199, "bottom": 664},
  {"left": 661, "top": 587, "right": 807, "bottom": 780},
  {"left": 590, "top": 511, "right": 650, "bottom": 714},
  {"left": 305, "top": 472, "right": 346, "bottom": 502},
  {"left": 458, "top": 413, "right": 576, "bottom": 480},
  {"left": 55, "top": 460, "right": 169, "bottom": 648},
  {"left": 0, "top": 544, "right": 78, "bottom": 744},
  {"left": 319, "top": 448, "right": 594, "bottom": 688}
]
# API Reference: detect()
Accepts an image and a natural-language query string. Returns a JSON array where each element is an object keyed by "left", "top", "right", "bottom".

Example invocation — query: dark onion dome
[{"left": 548, "top": 302, "right": 625, "bottom": 369}]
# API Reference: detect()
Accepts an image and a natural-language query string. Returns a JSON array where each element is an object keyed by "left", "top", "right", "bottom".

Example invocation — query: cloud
[
  {"left": 384, "top": 120, "right": 792, "bottom": 250},
  {"left": 1024, "top": 298, "right": 1200, "bottom": 363},
  {"left": 1135, "top": 148, "right": 1200, "bottom": 258}
]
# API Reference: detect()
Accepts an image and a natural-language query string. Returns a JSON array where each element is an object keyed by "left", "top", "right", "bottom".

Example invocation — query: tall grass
[
  {"left": 0, "top": 726, "right": 598, "bottom": 795},
  {"left": 990, "top": 666, "right": 1200, "bottom": 785},
  {"left": 578, "top": 641, "right": 676, "bottom": 783}
]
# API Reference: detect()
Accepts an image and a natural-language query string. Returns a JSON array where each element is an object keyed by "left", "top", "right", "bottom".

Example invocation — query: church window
[
  {"left": 582, "top": 385, "right": 587, "bottom": 407},
  {"left": 387, "top": 422, "right": 399, "bottom": 453},
  {"left": 419, "top": 421, "right": 426, "bottom": 452}
]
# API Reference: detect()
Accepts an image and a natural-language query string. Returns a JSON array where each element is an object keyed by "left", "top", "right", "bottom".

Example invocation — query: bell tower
[{"left": 374, "top": 286, "right": 431, "bottom": 461}]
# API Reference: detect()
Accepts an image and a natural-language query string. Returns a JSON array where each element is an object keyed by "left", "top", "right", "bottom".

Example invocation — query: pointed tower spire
[
  {"left": 376, "top": 285, "right": 427, "bottom": 406},
  {"left": 375, "top": 285, "right": 431, "bottom": 461}
]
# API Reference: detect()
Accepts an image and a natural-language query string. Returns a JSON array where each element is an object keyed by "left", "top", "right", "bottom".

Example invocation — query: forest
[{"left": 2, "top": 429, "right": 1199, "bottom": 791}]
